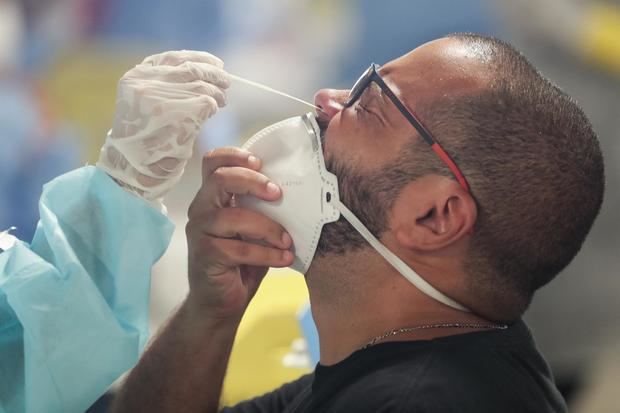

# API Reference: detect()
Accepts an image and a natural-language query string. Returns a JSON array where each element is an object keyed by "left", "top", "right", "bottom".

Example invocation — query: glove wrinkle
[{"left": 96, "top": 50, "right": 230, "bottom": 208}]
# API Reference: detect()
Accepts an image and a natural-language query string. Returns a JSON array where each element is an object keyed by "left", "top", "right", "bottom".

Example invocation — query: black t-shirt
[{"left": 222, "top": 320, "right": 567, "bottom": 413}]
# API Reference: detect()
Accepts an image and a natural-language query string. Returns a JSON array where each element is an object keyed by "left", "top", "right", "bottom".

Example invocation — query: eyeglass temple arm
[
  {"left": 373, "top": 75, "right": 470, "bottom": 192},
  {"left": 373, "top": 74, "right": 435, "bottom": 145},
  {"left": 430, "top": 144, "right": 470, "bottom": 192}
]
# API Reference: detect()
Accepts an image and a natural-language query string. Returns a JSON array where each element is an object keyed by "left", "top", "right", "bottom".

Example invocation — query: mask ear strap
[{"left": 334, "top": 200, "right": 470, "bottom": 312}]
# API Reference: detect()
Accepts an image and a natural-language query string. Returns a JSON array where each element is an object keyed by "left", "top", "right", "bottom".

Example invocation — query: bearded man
[{"left": 112, "top": 34, "right": 604, "bottom": 413}]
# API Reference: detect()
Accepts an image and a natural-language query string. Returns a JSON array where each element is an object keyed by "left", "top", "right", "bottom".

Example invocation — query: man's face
[{"left": 313, "top": 37, "right": 488, "bottom": 256}]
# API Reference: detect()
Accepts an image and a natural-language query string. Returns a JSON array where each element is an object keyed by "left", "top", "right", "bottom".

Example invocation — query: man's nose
[{"left": 314, "top": 89, "right": 349, "bottom": 122}]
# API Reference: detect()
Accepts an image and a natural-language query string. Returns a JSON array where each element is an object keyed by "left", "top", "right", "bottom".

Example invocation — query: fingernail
[
  {"left": 281, "top": 232, "right": 292, "bottom": 247},
  {"left": 282, "top": 250, "right": 293, "bottom": 262},
  {"left": 266, "top": 182, "right": 280, "bottom": 194},
  {"left": 248, "top": 155, "right": 260, "bottom": 168}
]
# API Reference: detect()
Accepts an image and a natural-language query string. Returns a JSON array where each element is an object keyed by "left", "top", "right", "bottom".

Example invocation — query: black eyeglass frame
[{"left": 344, "top": 63, "right": 469, "bottom": 192}]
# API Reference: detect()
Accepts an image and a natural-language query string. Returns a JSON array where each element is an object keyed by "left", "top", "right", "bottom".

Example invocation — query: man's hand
[
  {"left": 185, "top": 147, "right": 294, "bottom": 323},
  {"left": 112, "top": 147, "right": 294, "bottom": 413},
  {"left": 97, "top": 50, "right": 230, "bottom": 203}
]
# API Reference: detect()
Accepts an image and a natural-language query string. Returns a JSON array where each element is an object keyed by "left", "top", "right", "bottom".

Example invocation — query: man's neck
[{"left": 306, "top": 249, "right": 491, "bottom": 366}]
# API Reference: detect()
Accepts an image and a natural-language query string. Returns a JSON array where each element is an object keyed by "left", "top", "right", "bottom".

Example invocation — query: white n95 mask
[
  {"left": 238, "top": 114, "right": 340, "bottom": 273},
  {"left": 238, "top": 113, "right": 469, "bottom": 312}
]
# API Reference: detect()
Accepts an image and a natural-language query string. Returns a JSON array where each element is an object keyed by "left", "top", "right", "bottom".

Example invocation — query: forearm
[{"left": 112, "top": 298, "right": 240, "bottom": 413}]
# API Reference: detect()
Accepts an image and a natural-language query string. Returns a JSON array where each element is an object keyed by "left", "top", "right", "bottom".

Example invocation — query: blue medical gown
[{"left": 0, "top": 166, "right": 174, "bottom": 413}]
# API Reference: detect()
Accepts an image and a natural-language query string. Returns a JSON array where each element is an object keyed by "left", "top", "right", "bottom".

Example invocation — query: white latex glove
[{"left": 96, "top": 50, "right": 230, "bottom": 208}]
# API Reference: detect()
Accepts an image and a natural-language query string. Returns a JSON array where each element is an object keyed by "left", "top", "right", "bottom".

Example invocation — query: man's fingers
[
  {"left": 210, "top": 166, "right": 282, "bottom": 201},
  {"left": 190, "top": 166, "right": 279, "bottom": 215},
  {"left": 189, "top": 148, "right": 277, "bottom": 218},
  {"left": 204, "top": 237, "right": 294, "bottom": 269},
  {"left": 200, "top": 208, "right": 293, "bottom": 250},
  {"left": 202, "top": 147, "right": 262, "bottom": 178}
]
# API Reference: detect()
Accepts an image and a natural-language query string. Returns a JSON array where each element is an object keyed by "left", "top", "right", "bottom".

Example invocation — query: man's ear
[{"left": 392, "top": 176, "right": 477, "bottom": 252}]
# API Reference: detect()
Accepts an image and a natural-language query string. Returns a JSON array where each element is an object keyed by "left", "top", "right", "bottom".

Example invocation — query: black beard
[{"left": 315, "top": 150, "right": 394, "bottom": 256}]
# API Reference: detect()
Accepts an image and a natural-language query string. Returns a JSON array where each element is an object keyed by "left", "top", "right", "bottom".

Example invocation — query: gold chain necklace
[{"left": 361, "top": 322, "right": 509, "bottom": 350}]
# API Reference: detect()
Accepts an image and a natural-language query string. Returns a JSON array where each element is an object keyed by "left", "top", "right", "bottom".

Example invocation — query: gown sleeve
[{"left": 0, "top": 166, "right": 174, "bottom": 413}]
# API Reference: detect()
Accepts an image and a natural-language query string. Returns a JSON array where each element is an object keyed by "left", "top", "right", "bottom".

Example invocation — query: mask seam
[{"left": 301, "top": 126, "right": 340, "bottom": 270}]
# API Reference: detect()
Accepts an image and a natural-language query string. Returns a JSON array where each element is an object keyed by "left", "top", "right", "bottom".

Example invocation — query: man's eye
[{"left": 354, "top": 103, "right": 370, "bottom": 115}]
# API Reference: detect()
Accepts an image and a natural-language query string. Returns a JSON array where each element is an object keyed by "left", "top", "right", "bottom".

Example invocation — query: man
[{"left": 112, "top": 34, "right": 604, "bottom": 412}]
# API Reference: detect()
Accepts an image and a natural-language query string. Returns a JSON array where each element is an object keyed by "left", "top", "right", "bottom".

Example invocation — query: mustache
[
  {"left": 316, "top": 114, "right": 328, "bottom": 154},
  {"left": 315, "top": 113, "right": 329, "bottom": 135}
]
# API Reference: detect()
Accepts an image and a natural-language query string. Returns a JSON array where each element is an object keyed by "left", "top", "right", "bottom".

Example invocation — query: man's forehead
[{"left": 379, "top": 38, "right": 492, "bottom": 110}]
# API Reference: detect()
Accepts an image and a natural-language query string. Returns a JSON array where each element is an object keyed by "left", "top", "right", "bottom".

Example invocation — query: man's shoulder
[
  {"left": 227, "top": 324, "right": 566, "bottom": 413},
  {"left": 320, "top": 330, "right": 567, "bottom": 413}
]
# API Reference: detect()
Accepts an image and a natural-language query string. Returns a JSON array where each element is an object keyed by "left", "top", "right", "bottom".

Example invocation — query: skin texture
[{"left": 112, "top": 37, "right": 498, "bottom": 412}]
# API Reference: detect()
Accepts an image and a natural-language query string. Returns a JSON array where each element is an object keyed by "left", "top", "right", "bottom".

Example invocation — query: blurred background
[{"left": 0, "top": 0, "right": 619, "bottom": 411}]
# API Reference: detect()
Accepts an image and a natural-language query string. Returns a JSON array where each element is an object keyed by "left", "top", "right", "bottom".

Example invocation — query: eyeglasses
[{"left": 344, "top": 63, "right": 470, "bottom": 192}]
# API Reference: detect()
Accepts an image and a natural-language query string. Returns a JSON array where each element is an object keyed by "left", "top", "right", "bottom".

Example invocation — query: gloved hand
[{"left": 96, "top": 50, "right": 230, "bottom": 209}]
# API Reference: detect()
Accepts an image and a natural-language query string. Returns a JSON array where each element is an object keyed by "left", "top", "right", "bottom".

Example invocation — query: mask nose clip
[{"left": 303, "top": 113, "right": 340, "bottom": 223}]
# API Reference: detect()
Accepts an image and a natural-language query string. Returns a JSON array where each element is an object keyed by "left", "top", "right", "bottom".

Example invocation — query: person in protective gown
[{"left": 0, "top": 51, "right": 230, "bottom": 413}]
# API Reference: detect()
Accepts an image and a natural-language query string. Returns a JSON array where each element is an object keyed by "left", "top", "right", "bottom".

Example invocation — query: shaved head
[
  {"left": 396, "top": 34, "right": 604, "bottom": 319},
  {"left": 314, "top": 34, "right": 603, "bottom": 321}
]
